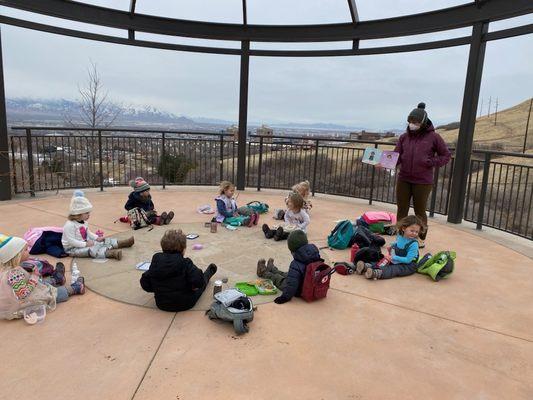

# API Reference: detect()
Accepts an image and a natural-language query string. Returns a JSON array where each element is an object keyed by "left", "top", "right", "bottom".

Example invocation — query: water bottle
[{"left": 71, "top": 262, "right": 80, "bottom": 285}]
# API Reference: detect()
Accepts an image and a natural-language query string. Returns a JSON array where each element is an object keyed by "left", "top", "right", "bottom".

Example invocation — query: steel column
[
  {"left": 447, "top": 22, "right": 488, "bottom": 223},
  {"left": 0, "top": 28, "right": 11, "bottom": 200},
  {"left": 236, "top": 40, "right": 249, "bottom": 190}
]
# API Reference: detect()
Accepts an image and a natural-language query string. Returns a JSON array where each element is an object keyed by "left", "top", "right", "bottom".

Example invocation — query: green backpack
[
  {"left": 417, "top": 251, "right": 456, "bottom": 281},
  {"left": 327, "top": 220, "right": 354, "bottom": 250},
  {"left": 246, "top": 201, "right": 269, "bottom": 214}
]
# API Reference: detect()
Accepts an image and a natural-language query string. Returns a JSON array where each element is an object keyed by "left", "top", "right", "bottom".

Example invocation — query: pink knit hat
[{"left": 130, "top": 177, "right": 150, "bottom": 193}]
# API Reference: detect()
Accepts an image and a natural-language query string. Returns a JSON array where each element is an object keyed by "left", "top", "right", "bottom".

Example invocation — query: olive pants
[{"left": 396, "top": 180, "right": 433, "bottom": 240}]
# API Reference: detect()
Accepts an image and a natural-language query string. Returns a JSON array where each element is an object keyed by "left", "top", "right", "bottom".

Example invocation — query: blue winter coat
[
  {"left": 279, "top": 243, "right": 323, "bottom": 302},
  {"left": 124, "top": 191, "right": 155, "bottom": 212}
]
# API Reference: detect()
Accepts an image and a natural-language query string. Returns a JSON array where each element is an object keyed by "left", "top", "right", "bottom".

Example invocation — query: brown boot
[
  {"left": 117, "top": 236, "right": 134, "bottom": 249},
  {"left": 105, "top": 249, "right": 122, "bottom": 260}
]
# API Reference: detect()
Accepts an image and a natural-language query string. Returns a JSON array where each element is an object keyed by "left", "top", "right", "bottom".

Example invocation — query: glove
[{"left": 274, "top": 296, "right": 289, "bottom": 304}]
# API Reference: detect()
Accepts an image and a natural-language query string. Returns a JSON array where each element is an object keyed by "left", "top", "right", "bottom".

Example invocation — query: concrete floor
[{"left": 0, "top": 187, "right": 532, "bottom": 400}]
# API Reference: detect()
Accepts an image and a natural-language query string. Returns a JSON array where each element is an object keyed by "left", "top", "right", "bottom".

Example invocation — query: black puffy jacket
[
  {"left": 125, "top": 191, "right": 155, "bottom": 212},
  {"left": 279, "top": 243, "right": 323, "bottom": 303},
  {"left": 140, "top": 252, "right": 205, "bottom": 312}
]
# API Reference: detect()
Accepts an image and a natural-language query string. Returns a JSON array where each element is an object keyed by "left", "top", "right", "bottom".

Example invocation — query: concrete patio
[{"left": 0, "top": 187, "right": 532, "bottom": 400}]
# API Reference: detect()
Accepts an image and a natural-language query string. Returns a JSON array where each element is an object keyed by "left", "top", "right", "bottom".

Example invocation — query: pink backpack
[{"left": 361, "top": 211, "right": 396, "bottom": 225}]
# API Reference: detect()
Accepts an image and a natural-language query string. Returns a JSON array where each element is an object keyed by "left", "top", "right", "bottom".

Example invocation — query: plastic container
[
  {"left": 254, "top": 279, "right": 278, "bottom": 295},
  {"left": 71, "top": 262, "right": 80, "bottom": 285},
  {"left": 23, "top": 304, "right": 46, "bottom": 325},
  {"left": 213, "top": 280, "right": 223, "bottom": 297}
]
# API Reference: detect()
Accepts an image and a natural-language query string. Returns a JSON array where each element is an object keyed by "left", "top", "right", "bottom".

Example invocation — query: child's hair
[
  {"left": 218, "top": 181, "right": 235, "bottom": 195},
  {"left": 292, "top": 180, "right": 310, "bottom": 196},
  {"left": 160, "top": 229, "right": 187, "bottom": 253},
  {"left": 68, "top": 214, "right": 83, "bottom": 221},
  {"left": 2, "top": 248, "right": 24, "bottom": 269},
  {"left": 287, "top": 192, "right": 304, "bottom": 211},
  {"left": 396, "top": 215, "right": 426, "bottom": 236}
]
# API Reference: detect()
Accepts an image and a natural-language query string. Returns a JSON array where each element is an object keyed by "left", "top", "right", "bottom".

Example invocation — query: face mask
[{"left": 409, "top": 123, "right": 420, "bottom": 131}]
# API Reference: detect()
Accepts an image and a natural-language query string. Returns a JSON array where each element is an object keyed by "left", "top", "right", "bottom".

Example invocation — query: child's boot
[
  {"left": 117, "top": 236, "right": 135, "bottom": 248},
  {"left": 262, "top": 224, "right": 275, "bottom": 239},
  {"left": 253, "top": 212, "right": 259, "bottom": 225},
  {"left": 165, "top": 211, "right": 175, "bottom": 225},
  {"left": 356, "top": 261, "right": 372, "bottom": 275},
  {"left": 70, "top": 276, "right": 86, "bottom": 295},
  {"left": 105, "top": 249, "right": 123, "bottom": 260},
  {"left": 52, "top": 262, "right": 66, "bottom": 286},
  {"left": 158, "top": 212, "right": 167, "bottom": 225},
  {"left": 273, "top": 227, "right": 289, "bottom": 241},
  {"left": 266, "top": 258, "right": 280, "bottom": 273},
  {"left": 257, "top": 259, "right": 268, "bottom": 277},
  {"left": 365, "top": 267, "right": 382, "bottom": 280}
]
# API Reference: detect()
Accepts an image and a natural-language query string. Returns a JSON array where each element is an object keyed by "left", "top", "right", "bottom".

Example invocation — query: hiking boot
[
  {"left": 356, "top": 261, "right": 371, "bottom": 275},
  {"left": 273, "top": 227, "right": 285, "bottom": 241},
  {"left": 266, "top": 258, "right": 278, "bottom": 273},
  {"left": 165, "top": 211, "right": 175, "bottom": 225},
  {"left": 105, "top": 249, "right": 123, "bottom": 260},
  {"left": 117, "top": 236, "right": 135, "bottom": 249},
  {"left": 365, "top": 267, "right": 382, "bottom": 280},
  {"left": 52, "top": 262, "right": 66, "bottom": 286},
  {"left": 257, "top": 259, "right": 268, "bottom": 277},
  {"left": 262, "top": 224, "right": 275, "bottom": 239},
  {"left": 71, "top": 276, "right": 85, "bottom": 295}
]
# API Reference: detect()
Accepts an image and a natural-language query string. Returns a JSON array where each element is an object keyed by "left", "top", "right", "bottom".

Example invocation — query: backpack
[
  {"left": 301, "top": 261, "right": 335, "bottom": 302},
  {"left": 327, "top": 220, "right": 354, "bottom": 249},
  {"left": 206, "top": 289, "right": 254, "bottom": 335},
  {"left": 417, "top": 251, "right": 456, "bottom": 281},
  {"left": 246, "top": 201, "right": 269, "bottom": 214},
  {"left": 127, "top": 207, "right": 152, "bottom": 230}
]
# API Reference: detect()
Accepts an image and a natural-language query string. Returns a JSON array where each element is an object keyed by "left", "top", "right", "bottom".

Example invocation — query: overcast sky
[{"left": 1, "top": 1, "right": 532, "bottom": 130}]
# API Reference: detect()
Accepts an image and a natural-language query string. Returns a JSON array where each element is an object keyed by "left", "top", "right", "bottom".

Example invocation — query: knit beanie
[
  {"left": 130, "top": 177, "right": 150, "bottom": 193},
  {"left": 287, "top": 230, "right": 308, "bottom": 253},
  {"left": 0, "top": 234, "right": 27, "bottom": 264},
  {"left": 69, "top": 192, "right": 93, "bottom": 215},
  {"left": 407, "top": 102, "right": 428, "bottom": 125}
]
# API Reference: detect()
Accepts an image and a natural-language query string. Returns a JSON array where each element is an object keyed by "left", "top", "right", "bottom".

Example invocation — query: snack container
[{"left": 23, "top": 304, "right": 46, "bottom": 325}]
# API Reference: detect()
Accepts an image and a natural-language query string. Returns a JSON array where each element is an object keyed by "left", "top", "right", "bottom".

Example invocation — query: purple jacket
[{"left": 394, "top": 124, "right": 451, "bottom": 185}]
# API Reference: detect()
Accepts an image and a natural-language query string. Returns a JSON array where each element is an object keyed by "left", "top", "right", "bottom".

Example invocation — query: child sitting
[
  {"left": 263, "top": 192, "right": 310, "bottom": 241},
  {"left": 62, "top": 191, "right": 134, "bottom": 260},
  {"left": 140, "top": 229, "right": 218, "bottom": 312},
  {"left": 257, "top": 230, "right": 322, "bottom": 304},
  {"left": 357, "top": 215, "right": 423, "bottom": 280},
  {"left": 287, "top": 180, "right": 312, "bottom": 213},
  {"left": 214, "top": 181, "right": 258, "bottom": 227},
  {"left": 125, "top": 177, "right": 174, "bottom": 225},
  {"left": 0, "top": 234, "right": 85, "bottom": 320}
]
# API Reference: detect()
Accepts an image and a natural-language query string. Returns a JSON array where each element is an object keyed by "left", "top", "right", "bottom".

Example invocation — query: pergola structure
[{"left": 0, "top": 0, "right": 532, "bottom": 226}]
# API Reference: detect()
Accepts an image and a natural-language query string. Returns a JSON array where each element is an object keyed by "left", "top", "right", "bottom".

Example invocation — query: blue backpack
[{"left": 327, "top": 220, "right": 354, "bottom": 249}]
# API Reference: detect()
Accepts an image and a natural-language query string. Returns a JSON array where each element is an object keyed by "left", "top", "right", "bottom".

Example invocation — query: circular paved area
[{"left": 76, "top": 222, "right": 323, "bottom": 310}]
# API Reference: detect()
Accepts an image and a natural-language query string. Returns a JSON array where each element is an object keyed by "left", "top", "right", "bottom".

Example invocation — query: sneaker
[
  {"left": 71, "top": 276, "right": 86, "bottom": 295},
  {"left": 262, "top": 224, "right": 275, "bottom": 239},
  {"left": 165, "top": 211, "right": 175, "bottom": 225},
  {"left": 257, "top": 259, "right": 268, "bottom": 277},
  {"left": 53, "top": 262, "right": 66, "bottom": 286},
  {"left": 356, "top": 261, "right": 371, "bottom": 275},
  {"left": 365, "top": 268, "right": 383, "bottom": 280},
  {"left": 418, "top": 239, "right": 426, "bottom": 249}
]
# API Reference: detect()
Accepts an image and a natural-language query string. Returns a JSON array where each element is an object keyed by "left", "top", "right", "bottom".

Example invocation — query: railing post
[
  {"left": 25, "top": 128, "right": 35, "bottom": 197},
  {"left": 0, "top": 27, "right": 10, "bottom": 201},
  {"left": 257, "top": 136, "right": 263, "bottom": 191},
  {"left": 10, "top": 137, "right": 17, "bottom": 194},
  {"left": 98, "top": 129, "right": 103, "bottom": 191},
  {"left": 368, "top": 143, "right": 378, "bottom": 205},
  {"left": 161, "top": 132, "right": 166, "bottom": 189},
  {"left": 236, "top": 40, "right": 250, "bottom": 190},
  {"left": 476, "top": 152, "right": 491, "bottom": 230},
  {"left": 219, "top": 134, "right": 224, "bottom": 182},
  {"left": 429, "top": 167, "right": 440, "bottom": 217},
  {"left": 311, "top": 139, "right": 319, "bottom": 196}
]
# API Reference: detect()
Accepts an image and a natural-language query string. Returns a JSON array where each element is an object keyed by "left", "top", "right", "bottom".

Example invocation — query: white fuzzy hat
[
  {"left": 0, "top": 234, "right": 27, "bottom": 264},
  {"left": 69, "top": 192, "right": 93, "bottom": 215}
]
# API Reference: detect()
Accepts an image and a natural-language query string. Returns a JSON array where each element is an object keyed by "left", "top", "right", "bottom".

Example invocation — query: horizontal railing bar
[{"left": 11, "top": 126, "right": 232, "bottom": 136}]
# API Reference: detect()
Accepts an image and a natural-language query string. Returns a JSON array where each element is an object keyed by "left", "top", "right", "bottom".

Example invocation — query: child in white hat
[
  {"left": 61, "top": 191, "right": 134, "bottom": 260},
  {"left": 0, "top": 233, "right": 85, "bottom": 320}
]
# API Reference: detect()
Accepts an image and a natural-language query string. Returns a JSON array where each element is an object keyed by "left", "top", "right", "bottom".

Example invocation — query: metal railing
[{"left": 8, "top": 127, "right": 533, "bottom": 240}]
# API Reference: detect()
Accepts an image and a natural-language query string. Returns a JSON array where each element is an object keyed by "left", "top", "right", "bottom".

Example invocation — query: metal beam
[
  {"left": 128, "top": 0, "right": 136, "bottom": 40},
  {"left": 0, "top": 27, "right": 11, "bottom": 200},
  {"left": 242, "top": 0, "right": 247, "bottom": 26},
  {"left": 236, "top": 41, "right": 249, "bottom": 190},
  {"left": 1, "top": 0, "right": 531, "bottom": 42},
  {"left": 347, "top": 0, "right": 360, "bottom": 23},
  {"left": 447, "top": 21, "right": 489, "bottom": 224}
]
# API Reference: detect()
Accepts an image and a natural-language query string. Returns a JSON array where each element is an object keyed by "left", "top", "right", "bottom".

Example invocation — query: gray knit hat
[
  {"left": 130, "top": 177, "right": 150, "bottom": 193},
  {"left": 407, "top": 102, "right": 428, "bottom": 125},
  {"left": 287, "top": 230, "right": 308, "bottom": 253}
]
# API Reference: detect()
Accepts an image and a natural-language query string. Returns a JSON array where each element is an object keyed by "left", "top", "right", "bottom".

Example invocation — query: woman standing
[{"left": 394, "top": 103, "right": 451, "bottom": 248}]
